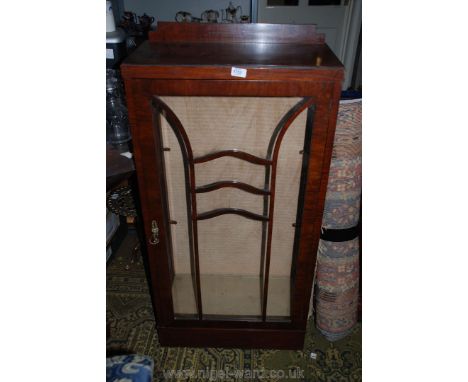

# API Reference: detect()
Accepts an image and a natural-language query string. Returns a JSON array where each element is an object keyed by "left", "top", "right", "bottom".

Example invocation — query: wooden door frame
[{"left": 124, "top": 77, "right": 342, "bottom": 349}]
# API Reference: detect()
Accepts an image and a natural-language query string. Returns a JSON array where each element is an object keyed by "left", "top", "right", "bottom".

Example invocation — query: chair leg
[
  {"left": 124, "top": 237, "right": 140, "bottom": 270},
  {"left": 125, "top": 214, "right": 142, "bottom": 270},
  {"left": 132, "top": 240, "right": 141, "bottom": 264}
]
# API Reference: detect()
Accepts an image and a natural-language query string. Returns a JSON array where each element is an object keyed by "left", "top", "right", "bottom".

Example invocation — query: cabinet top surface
[{"left": 121, "top": 23, "right": 344, "bottom": 81}]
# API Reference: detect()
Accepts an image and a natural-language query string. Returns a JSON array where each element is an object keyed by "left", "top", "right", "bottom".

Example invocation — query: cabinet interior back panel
[{"left": 160, "top": 96, "right": 307, "bottom": 277}]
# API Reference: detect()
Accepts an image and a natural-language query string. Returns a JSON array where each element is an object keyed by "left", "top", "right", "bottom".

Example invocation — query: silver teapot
[
  {"left": 201, "top": 9, "right": 219, "bottom": 23},
  {"left": 222, "top": 2, "right": 242, "bottom": 23},
  {"left": 175, "top": 11, "right": 192, "bottom": 23}
]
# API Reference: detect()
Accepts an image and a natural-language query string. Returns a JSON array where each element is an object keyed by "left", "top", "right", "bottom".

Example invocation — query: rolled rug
[
  {"left": 315, "top": 97, "right": 361, "bottom": 341},
  {"left": 316, "top": 238, "right": 360, "bottom": 341}
]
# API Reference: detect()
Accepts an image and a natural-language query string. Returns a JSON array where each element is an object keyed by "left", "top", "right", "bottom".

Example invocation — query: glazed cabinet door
[{"left": 125, "top": 79, "right": 340, "bottom": 332}]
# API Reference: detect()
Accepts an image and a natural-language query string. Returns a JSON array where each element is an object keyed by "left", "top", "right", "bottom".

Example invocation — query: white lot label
[
  {"left": 231, "top": 67, "right": 247, "bottom": 78},
  {"left": 106, "top": 48, "right": 114, "bottom": 59}
]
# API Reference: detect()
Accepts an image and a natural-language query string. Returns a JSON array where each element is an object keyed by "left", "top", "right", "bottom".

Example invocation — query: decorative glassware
[{"left": 106, "top": 69, "right": 131, "bottom": 144}]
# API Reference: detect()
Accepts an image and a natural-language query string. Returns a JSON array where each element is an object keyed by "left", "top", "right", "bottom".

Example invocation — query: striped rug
[{"left": 315, "top": 98, "right": 362, "bottom": 341}]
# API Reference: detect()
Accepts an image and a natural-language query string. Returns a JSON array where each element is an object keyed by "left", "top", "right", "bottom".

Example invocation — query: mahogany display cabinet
[{"left": 121, "top": 22, "right": 344, "bottom": 349}]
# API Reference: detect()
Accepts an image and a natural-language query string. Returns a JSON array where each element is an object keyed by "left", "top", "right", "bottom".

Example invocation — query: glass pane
[
  {"left": 160, "top": 117, "right": 198, "bottom": 319},
  {"left": 266, "top": 111, "right": 307, "bottom": 319},
  {"left": 159, "top": 96, "right": 308, "bottom": 321},
  {"left": 198, "top": 214, "right": 263, "bottom": 317},
  {"left": 267, "top": 0, "right": 299, "bottom": 6}
]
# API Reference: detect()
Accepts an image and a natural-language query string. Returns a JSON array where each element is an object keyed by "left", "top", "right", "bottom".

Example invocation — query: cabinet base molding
[{"left": 158, "top": 326, "right": 306, "bottom": 349}]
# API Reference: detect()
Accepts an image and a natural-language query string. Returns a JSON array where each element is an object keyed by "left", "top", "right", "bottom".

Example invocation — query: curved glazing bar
[
  {"left": 193, "top": 149, "right": 273, "bottom": 166},
  {"left": 197, "top": 208, "right": 269, "bottom": 221},
  {"left": 195, "top": 180, "right": 270, "bottom": 195},
  {"left": 260, "top": 97, "right": 316, "bottom": 321},
  {"left": 152, "top": 96, "right": 203, "bottom": 319}
]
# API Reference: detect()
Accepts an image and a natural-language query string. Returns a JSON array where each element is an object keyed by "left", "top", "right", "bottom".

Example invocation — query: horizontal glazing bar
[
  {"left": 196, "top": 208, "right": 269, "bottom": 221},
  {"left": 193, "top": 150, "right": 272, "bottom": 166},
  {"left": 195, "top": 180, "right": 270, "bottom": 195}
]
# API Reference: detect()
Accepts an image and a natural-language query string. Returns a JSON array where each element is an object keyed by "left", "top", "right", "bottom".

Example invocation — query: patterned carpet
[{"left": 107, "top": 232, "right": 361, "bottom": 381}]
